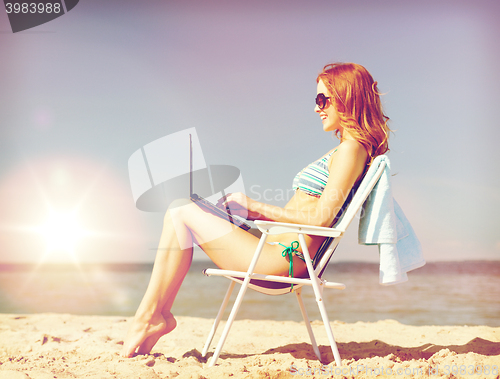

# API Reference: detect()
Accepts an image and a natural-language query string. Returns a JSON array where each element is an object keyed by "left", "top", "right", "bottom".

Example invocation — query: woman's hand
[{"left": 217, "top": 192, "right": 262, "bottom": 221}]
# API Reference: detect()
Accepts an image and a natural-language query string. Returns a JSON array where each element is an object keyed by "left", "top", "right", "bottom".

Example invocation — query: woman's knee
[
  {"left": 164, "top": 198, "right": 195, "bottom": 223},
  {"left": 167, "top": 198, "right": 192, "bottom": 210}
]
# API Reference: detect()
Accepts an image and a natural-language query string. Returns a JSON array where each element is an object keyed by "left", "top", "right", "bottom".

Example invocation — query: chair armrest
[{"left": 254, "top": 220, "right": 342, "bottom": 238}]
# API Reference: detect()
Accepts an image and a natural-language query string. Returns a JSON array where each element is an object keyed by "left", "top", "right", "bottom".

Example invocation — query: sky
[{"left": 0, "top": 0, "right": 499, "bottom": 263}]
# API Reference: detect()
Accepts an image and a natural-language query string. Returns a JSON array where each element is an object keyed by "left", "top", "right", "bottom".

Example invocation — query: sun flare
[{"left": 38, "top": 211, "right": 84, "bottom": 253}]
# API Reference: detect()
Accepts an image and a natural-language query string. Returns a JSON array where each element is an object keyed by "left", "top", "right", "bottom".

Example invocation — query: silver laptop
[{"left": 189, "top": 134, "right": 251, "bottom": 231}]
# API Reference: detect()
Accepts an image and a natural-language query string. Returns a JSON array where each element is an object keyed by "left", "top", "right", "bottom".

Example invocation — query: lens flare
[{"left": 38, "top": 211, "right": 84, "bottom": 253}]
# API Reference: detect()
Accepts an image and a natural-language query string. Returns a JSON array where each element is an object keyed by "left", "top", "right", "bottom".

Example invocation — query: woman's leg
[
  {"left": 122, "top": 200, "right": 194, "bottom": 357},
  {"left": 122, "top": 200, "right": 306, "bottom": 357}
]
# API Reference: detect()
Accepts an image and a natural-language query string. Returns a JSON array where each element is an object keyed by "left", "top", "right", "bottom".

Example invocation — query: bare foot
[
  {"left": 121, "top": 312, "right": 171, "bottom": 358},
  {"left": 136, "top": 312, "right": 177, "bottom": 355}
]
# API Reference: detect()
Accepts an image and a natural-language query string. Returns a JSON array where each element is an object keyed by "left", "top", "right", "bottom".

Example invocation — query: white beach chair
[{"left": 201, "top": 156, "right": 387, "bottom": 367}]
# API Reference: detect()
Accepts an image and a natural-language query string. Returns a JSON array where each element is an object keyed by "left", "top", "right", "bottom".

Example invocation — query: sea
[{"left": 0, "top": 261, "right": 499, "bottom": 327}]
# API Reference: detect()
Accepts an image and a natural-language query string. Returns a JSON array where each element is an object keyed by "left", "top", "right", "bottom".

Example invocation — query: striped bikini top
[{"left": 292, "top": 149, "right": 337, "bottom": 197}]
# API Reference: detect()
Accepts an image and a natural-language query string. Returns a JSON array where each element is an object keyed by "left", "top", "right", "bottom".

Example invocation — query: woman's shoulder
[
  {"left": 334, "top": 140, "right": 367, "bottom": 158},
  {"left": 329, "top": 140, "right": 368, "bottom": 168}
]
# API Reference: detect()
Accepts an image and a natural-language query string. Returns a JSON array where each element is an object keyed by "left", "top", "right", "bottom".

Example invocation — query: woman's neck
[{"left": 340, "top": 128, "right": 356, "bottom": 142}]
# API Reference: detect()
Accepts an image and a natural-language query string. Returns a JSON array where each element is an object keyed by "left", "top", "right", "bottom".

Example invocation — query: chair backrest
[{"left": 312, "top": 156, "right": 387, "bottom": 274}]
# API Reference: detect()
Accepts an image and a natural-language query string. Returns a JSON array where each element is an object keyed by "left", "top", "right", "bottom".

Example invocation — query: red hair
[{"left": 317, "top": 63, "right": 391, "bottom": 164}]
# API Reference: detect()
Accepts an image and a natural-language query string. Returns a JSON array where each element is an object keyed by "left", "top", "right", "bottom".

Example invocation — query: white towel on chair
[{"left": 358, "top": 156, "right": 425, "bottom": 285}]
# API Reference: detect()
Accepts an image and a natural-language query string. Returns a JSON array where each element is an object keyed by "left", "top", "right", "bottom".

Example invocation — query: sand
[{"left": 0, "top": 314, "right": 499, "bottom": 379}]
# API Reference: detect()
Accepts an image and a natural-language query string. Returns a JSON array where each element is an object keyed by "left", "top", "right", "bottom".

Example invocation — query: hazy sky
[{"left": 1, "top": 0, "right": 499, "bottom": 263}]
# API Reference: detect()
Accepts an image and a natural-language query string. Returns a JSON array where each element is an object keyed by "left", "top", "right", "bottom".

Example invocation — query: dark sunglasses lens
[{"left": 316, "top": 94, "right": 326, "bottom": 109}]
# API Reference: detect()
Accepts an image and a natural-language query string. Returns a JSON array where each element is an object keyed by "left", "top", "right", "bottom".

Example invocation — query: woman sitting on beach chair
[{"left": 122, "top": 62, "right": 391, "bottom": 358}]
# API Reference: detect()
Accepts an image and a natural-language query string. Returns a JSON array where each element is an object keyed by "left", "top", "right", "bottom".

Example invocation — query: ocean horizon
[{"left": 1, "top": 260, "right": 499, "bottom": 327}]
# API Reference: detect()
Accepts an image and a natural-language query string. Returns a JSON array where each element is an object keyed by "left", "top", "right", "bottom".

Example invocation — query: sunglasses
[{"left": 315, "top": 93, "right": 331, "bottom": 110}]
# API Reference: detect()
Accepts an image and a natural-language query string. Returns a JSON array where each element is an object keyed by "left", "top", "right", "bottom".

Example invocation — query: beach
[
  {"left": 1, "top": 261, "right": 499, "bottom": 377},
  {"left": 0, "top": 313, "right": 499, "bottom": 379}
]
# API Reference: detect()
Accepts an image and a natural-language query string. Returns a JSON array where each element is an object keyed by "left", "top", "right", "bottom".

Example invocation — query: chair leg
[
  {"left": 316, "top": 293, "right": 342, "bottom": 367},
  {"left": 295, "top": 287, "right": 321, "bottom": 361},
  {"left": 207, "top": 233, "right": 269, "bottom": 367},
  {"left": 298, "top": 233, "right": 342, "bottom": 367},
  {"left": 202, "top": 281, "right": 236, "bottom": 357},
  {"left": 208, "top": 277, "right": 250, "bottom": 367}
]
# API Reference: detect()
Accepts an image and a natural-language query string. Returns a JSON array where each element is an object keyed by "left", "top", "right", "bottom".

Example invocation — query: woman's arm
[{"left": 220, "top": 141, "right": 367, "bottom": 227}]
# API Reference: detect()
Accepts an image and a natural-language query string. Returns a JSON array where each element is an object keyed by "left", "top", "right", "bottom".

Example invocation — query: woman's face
[{"left": 315, "top": 79, "right": 342, "bottom": 133}]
